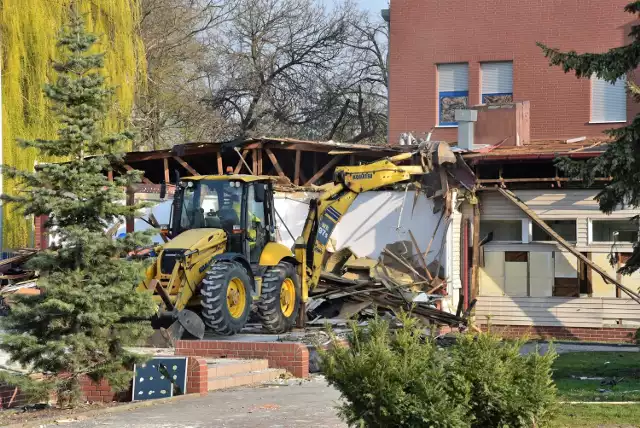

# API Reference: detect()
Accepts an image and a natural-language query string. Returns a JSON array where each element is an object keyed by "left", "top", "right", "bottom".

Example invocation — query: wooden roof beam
[
  {"left": 123, "top": 164, "right": 154, "bottom": 184},
  {"left": 304, "top": 155, "right": 344, "bottom": 186},
  {"left": 173, "top": 156, "right": 200, "bottom": 176}
]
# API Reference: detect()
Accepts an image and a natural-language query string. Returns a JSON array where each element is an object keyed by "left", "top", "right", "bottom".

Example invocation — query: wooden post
[
  {"left": 107, "top": 170, "right": 113, "bottom": 182},
  {"left": 163, "top": 158, "right": 170, "bottom": 183},
  {"left": 257, "top": 150, "right": 263, "bottom": 175},
  {"left": 217, "top": 152, "right": 223, "bottom": 175},
  {"left": 294, "top": 150, "right": 301, "bottom": 185},
  {"left": 126, "top": 186, "right": 135, "bottom": 234},
  {"left": 470, "top": 203, "right": 480, "bottom": 302},
  {"left": 253, "top": 150, "right": 258, "bottom": 176}
]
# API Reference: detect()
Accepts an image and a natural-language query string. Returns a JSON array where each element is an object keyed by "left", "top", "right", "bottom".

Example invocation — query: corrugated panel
[
  {"left": 479, "top": 251, "right": 504, "bottom": 296},
  {"left": 505, "top": 261, "right": 528, "bottom": 296},
  {"left": 554, "top": 252, "right": 578, "bottom": 278},
  {"left": 481, "top": 62, "right": 513, "bottom": 95},
  {"left": 529, "top": 252, "right": 553, "bottom": 297},
  {"left": 591, "top": 76, "right": 627, "bottom": 123},
  {"left": 438, "top": 63, "right": 468, "bottom": 92}
]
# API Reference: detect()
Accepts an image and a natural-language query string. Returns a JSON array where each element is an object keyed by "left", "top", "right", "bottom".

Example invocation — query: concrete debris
[{"left": 309, "top": 242, "right": 469, "bottom": 329}]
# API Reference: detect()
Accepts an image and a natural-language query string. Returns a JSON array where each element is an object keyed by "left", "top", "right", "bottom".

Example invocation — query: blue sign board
[{"left": 132, "top": 357, "right": 188, "bottom": 401}]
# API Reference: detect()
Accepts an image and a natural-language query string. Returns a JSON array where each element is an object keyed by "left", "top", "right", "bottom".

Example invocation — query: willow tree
[{"left": 0, "top": 0, "right": 146, "bottom": 248}]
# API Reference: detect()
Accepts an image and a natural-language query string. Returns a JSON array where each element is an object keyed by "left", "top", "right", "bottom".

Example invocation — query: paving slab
[{"left": 49, "top": 376, "right": 345, "bottom": 428}]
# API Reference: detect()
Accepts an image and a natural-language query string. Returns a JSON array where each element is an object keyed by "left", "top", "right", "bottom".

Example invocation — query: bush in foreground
[{"left": 321, "top": 316, "right": 557, "bottom": 428}]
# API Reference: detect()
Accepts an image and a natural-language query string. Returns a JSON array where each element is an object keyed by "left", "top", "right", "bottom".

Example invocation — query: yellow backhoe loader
[{"left": 139, "top": 142, "right": 460, "bottom": 342}]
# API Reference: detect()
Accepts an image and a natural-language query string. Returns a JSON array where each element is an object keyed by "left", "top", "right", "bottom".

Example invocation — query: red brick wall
[
  {"left": 175, "top": 340, "right": 310, "bottom": 379},
  {"left": 186, "top": 357, "right": 208, "bottom": 395},
  {"left": 79, "top": 356, "right": 208, "bottom": 402},
  {"left": 482, "top": 324, "right": 638, "bottom": 343},
  {"left": 0, "top": 384, "right": 27, "bottom": 409},
  {"left": 79, "top": 376, "right": 127, "bottom": 403},
  {"left": 34, "top": 215, "right": 48, "bottom": 250},
  {"left": 389, "top": 0, "right": 637, "bottom": 143}
]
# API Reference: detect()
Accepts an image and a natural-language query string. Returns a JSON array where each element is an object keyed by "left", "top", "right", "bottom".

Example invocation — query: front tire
[
  {"left": 201, "top": 262, "right": 252, "bottom": 336},
  {"left": 257, "top": 262, "right": 301, "bottom": 333}
]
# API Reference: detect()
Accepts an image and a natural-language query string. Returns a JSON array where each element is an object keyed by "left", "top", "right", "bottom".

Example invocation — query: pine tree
[
  {"left": 538, "top": 1, "right": 640, "bottom": 273},
  {"left": 0, "top": 8, "right": 155, "bottom": 405}
]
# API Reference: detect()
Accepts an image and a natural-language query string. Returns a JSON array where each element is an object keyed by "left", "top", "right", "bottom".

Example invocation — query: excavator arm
[{"left": 294, "top": 144, "right": 454, "bottom": 302}]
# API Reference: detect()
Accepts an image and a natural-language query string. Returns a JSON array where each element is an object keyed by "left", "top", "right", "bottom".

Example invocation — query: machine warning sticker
[{"left": 317, "top": 215, "right": 337, "bottom": 247}]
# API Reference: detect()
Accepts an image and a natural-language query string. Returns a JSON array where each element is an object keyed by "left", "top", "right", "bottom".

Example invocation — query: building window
[
  {"left": 438, "top": 63, "right": 468, "bottom": 126},
  {"left": 479, "top": 220, "right": 522, "bottom": 242},
  {"left": 592, "top": 219, "right": 638, "bottom": 243},
  {"left": 481, "top": 61, "right": 513, "bottom": 105},
  {"left": 532, "top": 220, "right": 577, "bottom": 242},
  {"left": 591, "top": 76, "right": 627, "bottom": 123}
]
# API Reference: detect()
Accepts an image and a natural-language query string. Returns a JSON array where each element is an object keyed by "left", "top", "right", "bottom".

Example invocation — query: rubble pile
[
  {"left": 307, "top": 241, "right": 472, "bottom": 329},
  {"left": 0, "top": 249, "right": 40, "bottom": 313}
]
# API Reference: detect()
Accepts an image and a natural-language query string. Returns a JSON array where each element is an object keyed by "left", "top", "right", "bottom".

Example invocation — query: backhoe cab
[{"left": 141, "top": 174, "right": 300, "bottom": 342}]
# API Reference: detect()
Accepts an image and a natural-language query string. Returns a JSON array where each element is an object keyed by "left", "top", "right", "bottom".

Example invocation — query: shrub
[
  {"left": 321, "top": 316, "right": 470, "bottom": 428},
  {"left": 450, "top": 333, "right": 557, "bottom": 428},
  {"left": 321, "top": 316, "right": 557, "bottom": 428}
]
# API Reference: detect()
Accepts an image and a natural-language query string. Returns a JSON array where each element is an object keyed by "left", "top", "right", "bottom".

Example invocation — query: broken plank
[
  {"left": 409, "top": 230, "right": 433, "bottom": 281},
  {"left": 304, "top": 155, "right": 344, "bottom": 186},
  {"left": 172, "top": 156, "right": 200, "bottom": 176},
  {"left": 265, "top": 148, "right": 286, "bottom": 178},
  {"left": 496, "top": 187, "right": 640, "bottom": 304}
]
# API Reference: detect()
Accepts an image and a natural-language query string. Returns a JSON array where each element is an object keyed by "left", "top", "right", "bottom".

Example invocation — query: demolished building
[{"left": 459, "top": 103, "right": 640, "bottom": 342}]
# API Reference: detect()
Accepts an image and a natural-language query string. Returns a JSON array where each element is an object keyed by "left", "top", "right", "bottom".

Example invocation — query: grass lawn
[
  {"left": 553, "top": 352, "right": 640, "bottom": 402},
  {"left": 553, "top": 404, "right": 640, "bottom": 427}
]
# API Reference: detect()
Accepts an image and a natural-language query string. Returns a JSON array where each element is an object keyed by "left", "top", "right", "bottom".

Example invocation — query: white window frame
[
  {"left": 479, "top": 219, "right": 527, "bottom": 244},
  {"left": 480, "top": 61, "right": 513, "bottom": 104},
  {"left": 530, "top": 219, "right": 578, "bottom": 244},
  {"left": 588, "top": 217, "right": 639, "bottom": 245},
  {"left": 437, "top": 63, "right": 469, "bottom": 128},
  {"left": 590, "top": 75, "right": 627, "bottom": 124}
]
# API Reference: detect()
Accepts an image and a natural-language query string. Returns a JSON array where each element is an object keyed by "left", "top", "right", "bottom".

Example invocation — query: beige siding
[
  {"left": 476, "top": 296, "right": 640, "bottom": 328},
  {"left": 450, "top": 197, "right": 463, "bottom": 291}
]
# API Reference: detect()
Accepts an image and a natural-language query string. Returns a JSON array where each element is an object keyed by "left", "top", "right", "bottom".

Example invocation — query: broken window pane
[
  {"left": 592, "top": 219, "right": 639, "bottom": 243},
  {"left": 479, "top": 220, "right": 522, "bottom": 242},
  {"left": 532, "top": 220, "right": 577, "bottom": 242}
]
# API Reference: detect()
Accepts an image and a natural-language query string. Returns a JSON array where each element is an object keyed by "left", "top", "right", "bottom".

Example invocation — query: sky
[{"left": 357, "top": 0, "right": 389, "bottom": 13}]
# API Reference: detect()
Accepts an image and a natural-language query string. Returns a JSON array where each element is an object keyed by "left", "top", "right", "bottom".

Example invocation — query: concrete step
[
  {"left": 205, "top": 358, "right": 269, "bottom": 377},
  {"left": 208, "top": 368, "right": 286, "bottom": 391}
]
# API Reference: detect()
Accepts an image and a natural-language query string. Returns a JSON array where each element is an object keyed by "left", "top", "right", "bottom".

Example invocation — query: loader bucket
[{"left": 151, "top": 309, "right": 206, "bottom": 347}]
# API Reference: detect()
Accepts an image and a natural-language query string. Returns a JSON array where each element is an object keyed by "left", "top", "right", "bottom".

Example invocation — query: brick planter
[
  {"left": 482, "top": 324, "right": 638, "bottom": 344},
  {"left": 175, "top": 340, "right": 310, "bottom": 378}
]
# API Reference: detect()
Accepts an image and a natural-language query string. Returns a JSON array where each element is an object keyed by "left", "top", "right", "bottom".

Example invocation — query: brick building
[{"left": 388, "top": 0, "right": 636, "bottom": 143}]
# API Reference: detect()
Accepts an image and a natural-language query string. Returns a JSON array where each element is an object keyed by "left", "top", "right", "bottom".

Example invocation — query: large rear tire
[
  {"left": 256, "top": 262, "right": 301, "bottom": 333},
  {"left": 201, "top": 262, "right": 252, "bottom": 336}
]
